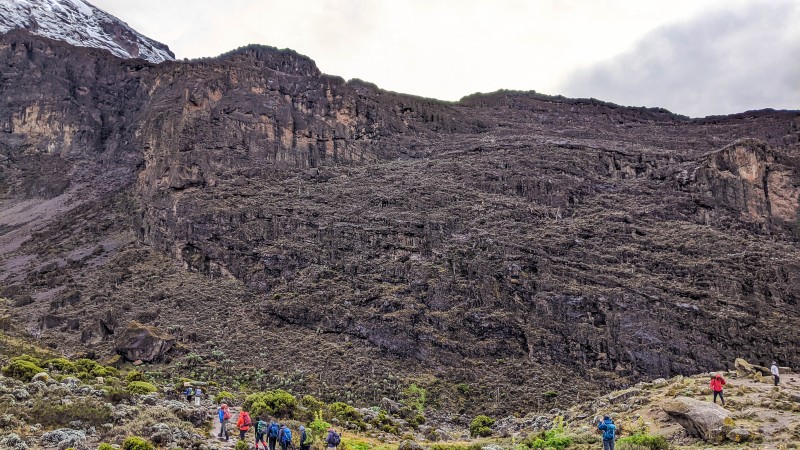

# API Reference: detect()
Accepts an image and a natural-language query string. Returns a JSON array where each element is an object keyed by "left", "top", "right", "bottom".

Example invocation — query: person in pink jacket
[{"left": 709, "top": 373, "right": 726, "bottom": 405}]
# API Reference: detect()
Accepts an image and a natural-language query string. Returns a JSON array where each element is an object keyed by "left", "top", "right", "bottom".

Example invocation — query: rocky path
[{"left": 208, "top": 404, "right": 242, "bottom": 449}]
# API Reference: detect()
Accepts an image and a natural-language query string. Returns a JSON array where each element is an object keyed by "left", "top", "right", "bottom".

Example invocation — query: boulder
[
  {"left": 734, "top": 358, "right": 771, "bottom": 376},
  {"left": 114, "top": 321, "right": 176, "bottom": 363},
  {"left": 662, "top": 397, "right": 730, "bottom": 442},
  {"left": 381, "top": 397, "right": 402, "bottom": 414},
  {"left": 726, "top": 427, "right": 750, "bottom": 442},
  {"left": 608, "top": 387, "right": 641, "bottom": 404},
  {"left": 40, "top": 429, "right": 86, "bottom": 450},
  {"left": 0, "top": 433, "right": 28, "bottom": 450}
]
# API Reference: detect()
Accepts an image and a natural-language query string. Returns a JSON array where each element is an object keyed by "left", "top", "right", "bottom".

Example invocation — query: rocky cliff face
[{"left": 0, "top": 31, "right": 798, "bottom": 416}]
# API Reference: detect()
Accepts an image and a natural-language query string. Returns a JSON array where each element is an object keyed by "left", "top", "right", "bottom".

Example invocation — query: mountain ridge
[{"left": 0, "top": 23, "right": 798, "bottom": 421}]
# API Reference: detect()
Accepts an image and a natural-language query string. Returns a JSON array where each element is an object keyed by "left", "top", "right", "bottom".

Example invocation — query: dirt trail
[{"left": 209, "top": 404, "right": 241, "bottom": 449}]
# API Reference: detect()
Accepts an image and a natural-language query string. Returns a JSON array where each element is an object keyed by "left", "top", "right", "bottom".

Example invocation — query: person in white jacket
[{"left": 771, "top": 361, "right": 780, "bottom": 386}]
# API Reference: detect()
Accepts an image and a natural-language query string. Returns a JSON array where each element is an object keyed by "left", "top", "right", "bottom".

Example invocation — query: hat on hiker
[
  {"left": 299, "top": 426, "right": 305, "bottom": 431},
  {"left": 603, "top": 416, "right": 610, "bottom": 420}
]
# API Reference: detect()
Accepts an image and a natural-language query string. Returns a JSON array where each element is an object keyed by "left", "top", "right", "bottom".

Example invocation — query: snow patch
[{"left": 0, "top": 0, "right": 174, "bottom": 64}]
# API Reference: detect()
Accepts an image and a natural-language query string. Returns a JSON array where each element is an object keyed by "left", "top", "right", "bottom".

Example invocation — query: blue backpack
[
  {"left": 603, "top": 423, "right": 616, "bottom": 440},
  {"left": 269, "top": 423, "right": 279, "bottom": 438},
  {"left": 282, "top": 428, "right": 292, "bottom": 443}
]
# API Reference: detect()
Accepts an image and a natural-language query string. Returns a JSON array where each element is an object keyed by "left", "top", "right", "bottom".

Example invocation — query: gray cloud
[{"left": 558, "top": 1, "right": 800, "bottom": 117}]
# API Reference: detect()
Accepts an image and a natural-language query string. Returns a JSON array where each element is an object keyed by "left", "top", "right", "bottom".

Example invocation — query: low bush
[
  {"left": 469, "top": 415, "right": 494, "bottom": 437},
  {"left": 214, "top": 390, "right": 235, "bottom": 405},
  {"left": 243, "top": 389, "right": 298, "bottom": 418},
  {"left": 28, "top": 398, "right": 113, "bottom": 427},
  {"left": 617, "top": 433, "right": 669, "bottom": 450},
  {"left": 301, "top": 394, "right": 325, "bottom": 411},
  {"left": 2, "top": 358, "right": 45, "bottom": 381},
  {"left": 45, "top": 358, "right": 78, "bottom": 374},
  {"left": 97, "top": 444, "right": 116, "bottom": 450},
  {"left": 126, "top": 381, "right": 158, "bottom": 395},
  {"left": 370, "top": 410, "right": 397, "bottom": 435},
  {"left": 235, "top": 441, "right": 249, "bottom": 450},
  {"left": 524, "top": 425, "right": 574, "bottom": 450},
  {"left": 126, "top": 371, "right": 145, "bottom": 382},
  {"left": 122, "top": 436, "right": 154, "bottom": 450}
]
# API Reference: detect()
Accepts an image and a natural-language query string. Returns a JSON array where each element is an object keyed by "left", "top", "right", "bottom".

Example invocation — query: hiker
[
  {"left": 299, "top": 425, "right": 312, "bottom": 450},
  {"left": 597, "top": 416, "right": 617, "bottom": 450},
  {"left": 267, "top": 419, "right": 280, "bottom": 450},
  {"left": 710, "top": 373, "right": 726, "bottom": 405},
  {"left": 237, "top": 409, "right": 253, "bottom": 441},
  {"left": 255, "top": 416, "right": 268, "bottom": 450},
  {"left": 194, "top": 386, "right": 203, "bottom": 406},
  {"left": 325, "top": 428, "right": 341, "bottom": 450},
  {"left": 771, "top": 361, "right": 780, "bottom": 386},
  {"left": 280, "top": 424, "right": 292, "bottom": 450},
  {"left": 183, "top": 386, "right": 194, "bottom": 402},
  {"left": 217, "top": 403, "right": 231, "bottom": 441}
]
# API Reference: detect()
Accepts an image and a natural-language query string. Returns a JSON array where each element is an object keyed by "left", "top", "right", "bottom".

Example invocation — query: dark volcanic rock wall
[{"left": 1, "top": 31, "right": 799, "bottom": 415}]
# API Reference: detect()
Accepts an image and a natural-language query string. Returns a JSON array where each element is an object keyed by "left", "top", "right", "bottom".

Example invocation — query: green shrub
[
  {"left": 126, "top": 381, "right": 158, "bottom": 395},
  {"left": 327, "top": 402, "right": 366, "bottom": 430},
  {"left": 75, "top": 358, "right": 101, "bottom": 373},
  {"left": 28, "top": 398, "right": 112, "bottom": 427},
  {"left": 97, "top": 444, "right": 116, "bottom": 450},
  {"left": 1, "top": 358, "right": 45, "bottom": 381},
  {"left": 122, "top": 436, "right": 153, "bottom": 450},
  {"left": 10, "top": 354, "right": 42, "bottom": 365},
  {"left": 215, "top": 390, "right": 235, "bottom": 404},
  {"left": 308, "top": 410, "right": 331, "bottom": 441},
  {"left": 456, "top": 383, "right": 470, "bottom": 394},
  {"left": 543, "top": 390, "right": 558, "bottom": 399},
  {"left": 243, "top": 389, "right": 297, "bottom": 418},
  {"left": 370, "top": 410, "right": 397, "bottom": 435},
  {"left": 524, "top": 428, "right": 573, "bottom": 450},
  {"left": 301, "top": 394, "right": 325, "bottom": 412},
  {"left": 91, "top": 365, "right": 118, "bottom": 378},
  {"left": 45, "top": 358, "right": 78, "bottom": 374},
  {"left": 402, "top": 384, "right": 427, "bottom": 412},
  {"left": 235, "top": 441, "right": 249, "bottom": 450},
  {"left": 617, "top": 433, "right": 669, "bottom": 450},
  {"left": 126, "top": 371, "right": 145, "bottom": 382},
  {"left": 469, "top": 415, "right": 494, "bottom": 437}
]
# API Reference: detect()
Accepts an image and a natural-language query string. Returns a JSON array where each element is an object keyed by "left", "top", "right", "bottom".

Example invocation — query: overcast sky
[{"left": 90, "top": 0, "right": 799, "bottom": 117}]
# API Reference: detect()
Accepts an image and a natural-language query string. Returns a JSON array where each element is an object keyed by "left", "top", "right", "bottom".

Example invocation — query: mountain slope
[
  {"left": 0, "top": 32, "right": 798, "bottom": 417},
  {"left": 0, "top": 0, "right": 174, "bottom": 63}
]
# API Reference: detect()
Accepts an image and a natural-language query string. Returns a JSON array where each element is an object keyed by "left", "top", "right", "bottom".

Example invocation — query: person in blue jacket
[{"left": 597, "top": 415, "right": 617, "bottom": 450}]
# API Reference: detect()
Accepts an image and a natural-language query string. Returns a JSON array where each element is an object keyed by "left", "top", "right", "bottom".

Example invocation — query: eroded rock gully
[{"left": 0, "top": 30, "right": 798, "bottom": 415}]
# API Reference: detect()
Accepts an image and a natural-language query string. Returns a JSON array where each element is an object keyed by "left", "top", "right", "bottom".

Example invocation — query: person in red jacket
[
  {"left": 710, "top": 373, "right": 726, "bottom": 405},
  {"left": 237, "top": 409, "right": 253, "bottom": 441}
]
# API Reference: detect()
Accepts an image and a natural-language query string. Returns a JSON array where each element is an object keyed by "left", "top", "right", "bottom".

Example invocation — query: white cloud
[{"left": 557, "top": 0, "right": 800, "bottom": 117}]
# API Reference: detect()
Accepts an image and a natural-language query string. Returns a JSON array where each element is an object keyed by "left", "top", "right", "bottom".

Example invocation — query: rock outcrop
[
  {"left": 114, "top": 322, "right": 176, "bottom": 363},
  {"left": 662, "top": 397, "right": 730, "bottom": 442}
]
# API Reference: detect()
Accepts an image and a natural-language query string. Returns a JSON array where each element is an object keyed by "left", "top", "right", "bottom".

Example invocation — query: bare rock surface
[
  {"left": 114, "top": 321, "right": 176, "bottom": 363},
  {"left": 0, "top": 28, "right": 797, "bottom": 416}
]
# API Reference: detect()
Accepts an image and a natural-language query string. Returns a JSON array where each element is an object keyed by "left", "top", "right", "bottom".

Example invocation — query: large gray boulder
[
  {"left": 114, "top": 321, "right": 176, "bottom": 363},
  {"left": 662, "top": 397, "right": 730, "bottom": 442}
]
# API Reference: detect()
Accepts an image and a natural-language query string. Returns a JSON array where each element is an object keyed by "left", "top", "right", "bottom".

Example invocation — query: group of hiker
[
  {"left": 217, "top": 403, "right": 341, "bottom": 450},
  {"left": 709, "top": 361, "right": 782, "bottom": 407},
  {"left": 196, "top": 360, "right": 784, "bottom": 450},
  {"left": 595, "top": 361, "right": 783, "bottom": 450},
  {"left": 182, "top": 386, "right": 204, "bottom": 406}
]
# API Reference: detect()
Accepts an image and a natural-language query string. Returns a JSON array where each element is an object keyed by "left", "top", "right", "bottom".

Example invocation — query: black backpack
[{"left": 329, "top": 432, "right": 341, "bottom": 446}]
